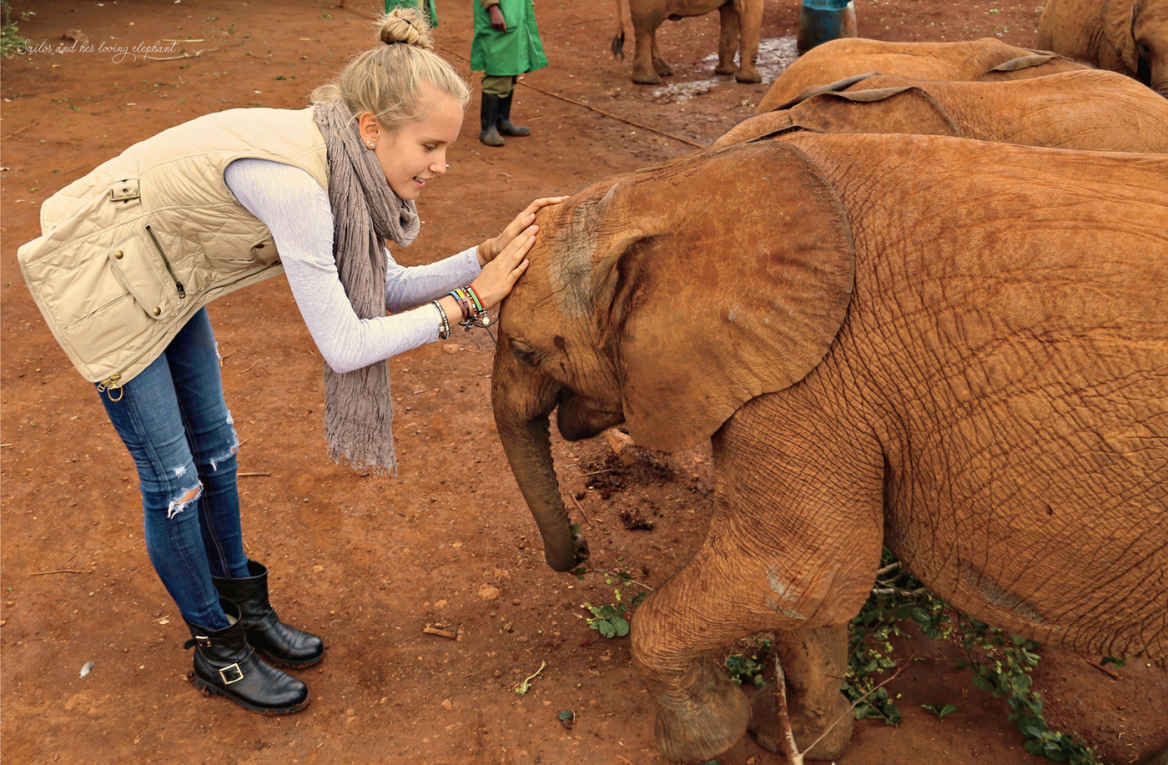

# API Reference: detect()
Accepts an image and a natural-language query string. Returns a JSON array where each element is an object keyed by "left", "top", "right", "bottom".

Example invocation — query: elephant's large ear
[{"left": 594, "top": 140, "right": 855, "bottom": 450}]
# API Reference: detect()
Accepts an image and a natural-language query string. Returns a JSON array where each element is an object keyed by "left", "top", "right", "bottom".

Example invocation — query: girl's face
[{"left": 360, "top": 83, "right": 463, "bottom": 202}]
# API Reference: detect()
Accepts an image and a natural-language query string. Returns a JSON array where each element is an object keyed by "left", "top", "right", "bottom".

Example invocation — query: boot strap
[
  {"left": 218, "top": 663, "right": 245, "bottom": 685},
  {"left": 184, "top": 635, "right": 213, "bottom": 649}
]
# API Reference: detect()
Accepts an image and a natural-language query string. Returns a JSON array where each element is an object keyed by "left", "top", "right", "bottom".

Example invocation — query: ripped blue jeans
[{"left": 99, "top": 308, "right": 249, "bottom": 630}]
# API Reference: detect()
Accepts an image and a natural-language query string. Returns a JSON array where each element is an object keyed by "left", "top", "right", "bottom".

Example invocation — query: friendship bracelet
[
  {"left": 432, "top": 299, "right": 451, "bottom": 339},
  {"left": 466, "top": 284, "right": 485, "bottom": 314},
  {"left": 448, "top": 289, "right": 472, "bottom": 322}
]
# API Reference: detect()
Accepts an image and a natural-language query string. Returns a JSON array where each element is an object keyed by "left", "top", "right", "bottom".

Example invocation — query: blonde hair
[{"left": 311, "top": 8, "right": 470, "bottom": 130}]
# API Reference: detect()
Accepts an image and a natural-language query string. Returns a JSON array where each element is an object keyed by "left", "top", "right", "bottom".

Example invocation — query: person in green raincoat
[
  {"left": 383, "top": 0, "right": 438, "bottom": 28},
  {"left": 470, "top": 0, "right": 548, "bottom": 146}
]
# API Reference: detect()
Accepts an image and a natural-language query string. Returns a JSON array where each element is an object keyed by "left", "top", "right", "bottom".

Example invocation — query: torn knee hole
[{"left": 166, "top": 484, "right": 203, "bottom": 519}]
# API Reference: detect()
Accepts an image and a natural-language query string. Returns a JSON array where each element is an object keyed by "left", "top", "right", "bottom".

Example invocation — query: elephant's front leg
[
  {"left": 631, "top": 394, "right": 884, "bottom": 762},
  {"left": 732, "top": 0, "right": 762, "bottom": 82},
  {"left": 716, "top": 4, "right": 740, "bottom": 75}
]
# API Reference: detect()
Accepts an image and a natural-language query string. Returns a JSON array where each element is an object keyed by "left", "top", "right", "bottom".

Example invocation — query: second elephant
[
  {"left": 754, "top": 36, "right": 1089, "bottom": 113},
  {"left": 717, "top": 69, "right": 1168, "bottom": 152}
]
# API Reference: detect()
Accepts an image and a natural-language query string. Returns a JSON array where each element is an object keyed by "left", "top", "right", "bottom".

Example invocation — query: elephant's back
[{"left": 754, "top": 37, "right": 1044, "bottom": 113}]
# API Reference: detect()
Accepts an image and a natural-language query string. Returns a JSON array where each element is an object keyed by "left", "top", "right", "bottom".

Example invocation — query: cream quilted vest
[{"left": 17, "top": 106, "right": 330, "bottom": 389}]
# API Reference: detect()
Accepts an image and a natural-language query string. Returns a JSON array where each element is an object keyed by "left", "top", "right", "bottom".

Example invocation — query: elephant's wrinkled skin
[
  {"left": 1038, "top": 0, "right": 1168, "bottom": 97},
  {"left": 754, "top": 36, "right": 1089, "bottom": 113},
  {"left": 491, "top": 132, "right": 1168, "bottom": 763},
  {"left": 612, "top": 0, "right": 762, "bottom": 84},
  {"left": 717, "top": 69, "right": 1168, "bottom": 152}
]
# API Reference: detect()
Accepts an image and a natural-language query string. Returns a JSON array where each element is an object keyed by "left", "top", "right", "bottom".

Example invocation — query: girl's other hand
[{"left": 477, "top": 195, "right": 567, "bottom": 265}]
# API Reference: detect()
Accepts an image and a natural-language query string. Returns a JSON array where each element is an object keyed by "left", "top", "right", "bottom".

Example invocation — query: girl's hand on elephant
[
  {"left": 471, "top": 224, "right": 537, "bottom": 309},
  {"left": 477, "top": 195, "right": 568, "bottom": 266}
]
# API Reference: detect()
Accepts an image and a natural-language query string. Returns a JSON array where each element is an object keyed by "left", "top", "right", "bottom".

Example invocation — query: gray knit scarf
[{"left": 313, "top": 99, "right": 420, "bottom": 475}]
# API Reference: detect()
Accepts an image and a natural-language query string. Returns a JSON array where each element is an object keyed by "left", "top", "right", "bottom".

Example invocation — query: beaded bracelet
[
  {"left": 456, "top": 283, "right": 492, "bottom": 330},
  {"left": 432, "top": 299, "right": 451, "bottom": 339}
]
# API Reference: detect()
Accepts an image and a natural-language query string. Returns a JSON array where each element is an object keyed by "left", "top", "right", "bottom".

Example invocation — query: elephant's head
[
  {"left": 1110, "top": 0, "right": 1168, "bottom": 95},
  {"left": 491, "top": 141, "right": 856, "bottom": 571}
]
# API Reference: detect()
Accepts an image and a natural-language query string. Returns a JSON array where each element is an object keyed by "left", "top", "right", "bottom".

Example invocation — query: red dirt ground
[{"left": 1, "top": 1, "right": 1164, "bottom": 763}]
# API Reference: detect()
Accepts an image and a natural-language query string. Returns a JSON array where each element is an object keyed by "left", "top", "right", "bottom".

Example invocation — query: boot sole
[
  {"left": 190, "top": 673, "right": 310, "bottom": 715},
  {"left": 256, "top": 649, "right": 325, "bottom": 670}
]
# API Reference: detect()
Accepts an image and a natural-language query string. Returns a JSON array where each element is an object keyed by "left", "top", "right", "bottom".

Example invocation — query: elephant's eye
[{"left": 510, "top": 339, "right": 539, "bottom": 367}]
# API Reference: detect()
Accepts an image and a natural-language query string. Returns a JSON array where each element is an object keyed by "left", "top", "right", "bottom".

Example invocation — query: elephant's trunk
[
  {"left": 492, "top": 357, "right": 587, "bottom": 572},
  {"left": 495, "top": 412, "right": 587, "bottom": 571}
]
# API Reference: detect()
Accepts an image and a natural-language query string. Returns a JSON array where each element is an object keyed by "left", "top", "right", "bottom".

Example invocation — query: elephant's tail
[{"left": 611, "top": 0, "right": 627, "bottom": 59}]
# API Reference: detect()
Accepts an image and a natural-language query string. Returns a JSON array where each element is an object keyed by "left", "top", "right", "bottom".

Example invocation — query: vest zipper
[{"left": 144, "top": 225, "right": 186, "bottom": 299}]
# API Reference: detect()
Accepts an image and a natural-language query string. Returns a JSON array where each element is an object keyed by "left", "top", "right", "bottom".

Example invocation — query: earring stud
[{"left": 367, "top": 142, "right": 376, "bottom": 149}]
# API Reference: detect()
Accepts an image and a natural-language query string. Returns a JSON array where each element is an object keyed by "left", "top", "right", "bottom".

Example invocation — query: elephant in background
[
  {"left": 491, "top": 132, "right": 1167, "bottom": 762},
  {"left": 611, "top": 0, "right": 761, "bottom": 84},
  {"left": 1037, "top": 0, "right": 1168, "bottom": 96},
  {"left": 754, "top": 36, "right": 1089, "bottom": 113},
  {"left": 715, "top": 69, "right": 1168, "bottom": 152}
]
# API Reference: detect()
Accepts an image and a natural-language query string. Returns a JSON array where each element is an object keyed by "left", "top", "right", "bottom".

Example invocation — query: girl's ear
[
  {"left": 595, "top": 140, "right": 856, "bottom": 450},
  {"left": 356, "top": 112, "right": 380, "bottom": 147}
]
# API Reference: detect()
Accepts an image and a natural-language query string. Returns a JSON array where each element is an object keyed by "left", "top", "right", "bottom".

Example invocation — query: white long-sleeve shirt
[{"left": 224, "top": 158, "right": 481, "bottom": 373}]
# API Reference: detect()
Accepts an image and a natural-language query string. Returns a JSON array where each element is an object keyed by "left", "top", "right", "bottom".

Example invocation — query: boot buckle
[
  {"left": 218, "top": 663, "right": 245, "bottom": 685},
  {"left": 192, "top": 634, "right": 213, "bottom": 649}
]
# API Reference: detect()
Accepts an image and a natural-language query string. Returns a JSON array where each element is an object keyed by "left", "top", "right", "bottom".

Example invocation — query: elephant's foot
[
  {"left": 714, "top": 61, "right": 736, "bottom": 76},
  {"left": 735, "top": 65, "right": 762, "bottom": 84},
  {"left": 651, "top": 659, "right": 751, "bottom": 762},
  {"left": 632, "top": 68, "right": 663, "bottom": 85},
  {"left": 748, "top": 679, "right": 853, "bottom": 759},
  {"left": 653, "top": 59, "right": 673, "bottom": 77}
]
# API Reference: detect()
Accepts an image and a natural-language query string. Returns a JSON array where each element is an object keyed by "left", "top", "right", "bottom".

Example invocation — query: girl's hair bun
[{"left": 379, "top": 7, "right": 434, "bottom": 50}]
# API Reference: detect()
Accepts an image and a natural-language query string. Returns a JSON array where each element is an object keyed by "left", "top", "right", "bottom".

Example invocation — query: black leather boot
[
  {"left": 212, "top": 560, "right": 324, "bottom": 668},
  {"left": 497, "top": 93, "right": 531, "bottom": 137},
  {"left": 184, "top": 599, "right": 309, "bottom": 714},
  {"left": 480, "top": 93, "right": 505, "bottom": 147}
]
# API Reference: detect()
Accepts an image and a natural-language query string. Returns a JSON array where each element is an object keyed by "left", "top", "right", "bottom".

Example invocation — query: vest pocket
[{"left": 107, "top": 229, "right": 186, "bottom": 320}]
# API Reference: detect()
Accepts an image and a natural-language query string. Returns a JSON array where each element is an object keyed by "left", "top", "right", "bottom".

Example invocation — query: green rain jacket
[
  {"left": 470, "top": 0, "right": 548, "bottom": 76},
  {"left": 384, "top": 0, "right": 438, "bottom": 27}
]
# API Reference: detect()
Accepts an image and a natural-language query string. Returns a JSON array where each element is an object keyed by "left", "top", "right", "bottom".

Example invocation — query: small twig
[
  {"left": 871, "top": 586, "right": 928, "bottom": 597},
  {"left": 30, "top": 569, "right": 91, "bottom": 576},
  {"left": 0, "top": 443, "right": 12, "bottom": 448},
  {"left": 580, "top": 468, "right": 614, "bottom": 477},
  {"left": 875, "top": 562, "right": 900, "bottom": 577},
  {"left": 569, "top": 494, "right": 591, "bottom": 525},
  {"left": 238, "top": 471, "right": 271, "bottom": 478},
  {"left": 1087, "top": 660, "right": 1120, "bottom": 680},
  {"left": 423, "top": 624, "right": 458, "bottom": 640}
]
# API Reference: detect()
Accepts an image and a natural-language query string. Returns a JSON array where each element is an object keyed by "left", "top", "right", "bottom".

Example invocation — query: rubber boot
[
  {"left": 497, "top": 93, "right": 531, "bottom": 137},
  {"left": 212, "top": 560, "right": 324, "bottom": 669},
  {"left": 184, "top": 599, "right": 309, "bottom": 715},
  {"left": 480, "top": 93, "right": 505, "bottom": 147}
]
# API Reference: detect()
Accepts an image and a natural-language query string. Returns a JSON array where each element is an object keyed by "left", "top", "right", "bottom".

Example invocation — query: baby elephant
[
  {"left": 1038, "top": 0, "right": 1168, "bottom": 96},
  {"left": 717, "top": 69, "right": 1168, "bottom": 152},
  {"left": 755, "top": 36, "right": 1089, "bottom": 113},
  {"left": 491, "top": 132, "right": 1167, "bottom": 763}
]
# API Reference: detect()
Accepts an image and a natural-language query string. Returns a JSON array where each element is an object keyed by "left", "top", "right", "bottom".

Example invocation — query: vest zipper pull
[
  {"left": 144, "top": 225, "right": 186, "bottom": 299},
  {"left": 97, "top": 373, "right": 124, "bottom": 402}
]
